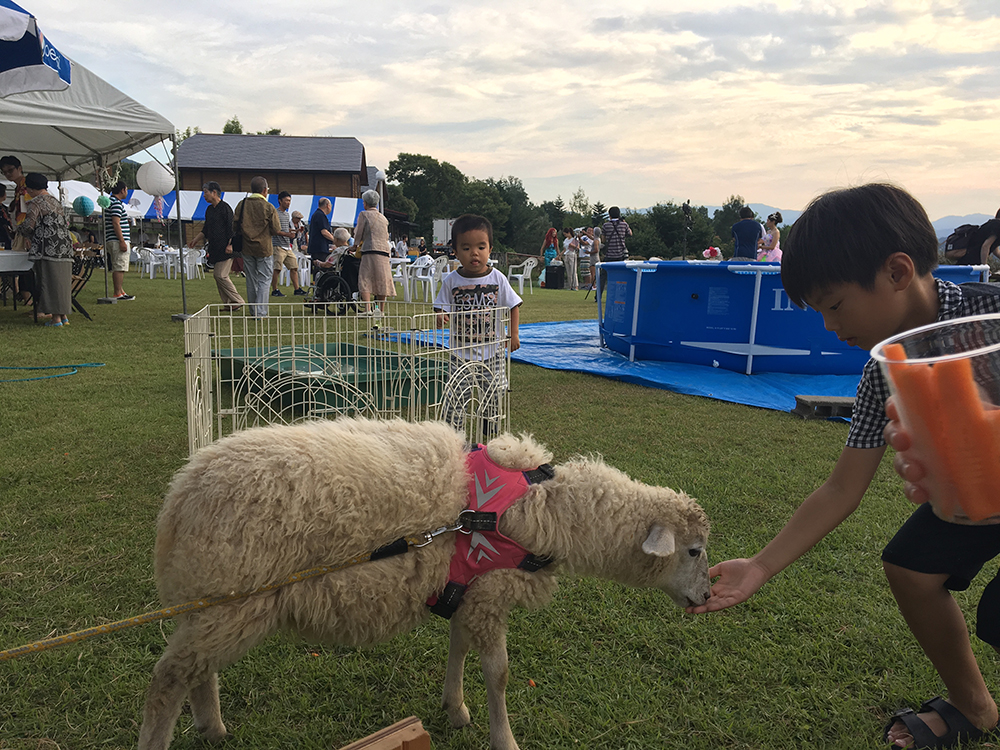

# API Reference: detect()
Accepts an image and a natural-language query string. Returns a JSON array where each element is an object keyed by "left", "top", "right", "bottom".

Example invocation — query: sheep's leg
[
  {"left": 442, "top": 617, "right": 472, "bottom": 727},
  {"left": 139, "top": 599, "right": 279, "bottom": 749},
  {"left": 137, "top": 631, "right": 198, "bottom": 750},
  {"left": 189, "top": 672, "right": 227, "bottom": 741},
  {"left": 480, "top": 632, "right": 519, "bottom": 750}
]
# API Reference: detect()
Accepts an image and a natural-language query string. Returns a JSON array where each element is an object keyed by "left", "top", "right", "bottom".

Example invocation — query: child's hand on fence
[{"left": 435, "top": 312, "right": 449, "bottom": 328}]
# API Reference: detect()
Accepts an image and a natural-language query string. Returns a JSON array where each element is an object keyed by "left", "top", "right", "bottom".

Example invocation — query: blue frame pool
[{"left": 597, "top": 260, "right": 989, "bottom": 375}]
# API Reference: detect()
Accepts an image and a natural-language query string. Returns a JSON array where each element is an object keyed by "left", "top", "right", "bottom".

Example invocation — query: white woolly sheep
[{"left": 139, "top": 417, "right": 710, "bottom": 750}]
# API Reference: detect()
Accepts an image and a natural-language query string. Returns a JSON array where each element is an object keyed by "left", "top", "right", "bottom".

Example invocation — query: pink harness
[{"left": 427, "top": 445, "right": 554, "bottom": 619}]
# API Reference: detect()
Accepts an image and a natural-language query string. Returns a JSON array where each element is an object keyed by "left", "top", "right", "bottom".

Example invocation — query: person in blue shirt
[
  {"left": 307, "top": 199, "right": 335, "bottom": 264},
  {"left": 731, "top": 206, "right": 764, "bottom": 260}
]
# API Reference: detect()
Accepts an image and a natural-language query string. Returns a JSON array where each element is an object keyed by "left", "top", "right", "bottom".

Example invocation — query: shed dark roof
[
  {"left": 177, "top": 133, "right": 366, "bottom": 173},
  {"left": 360, "top": 166, "right": 379, "bottom": 191}
]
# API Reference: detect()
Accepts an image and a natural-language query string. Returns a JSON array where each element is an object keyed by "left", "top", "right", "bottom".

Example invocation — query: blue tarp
[{"left": 512, "top": 319, "right": 861, "bottom": 413}]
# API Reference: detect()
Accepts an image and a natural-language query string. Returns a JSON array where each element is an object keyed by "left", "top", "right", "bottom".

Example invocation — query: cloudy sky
[{"left": 29, "top": 0, "right": 1000, "bottom": 220}]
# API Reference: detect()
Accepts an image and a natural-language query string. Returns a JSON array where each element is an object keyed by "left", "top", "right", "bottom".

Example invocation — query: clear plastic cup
[{"left": 871, "top": 313, "right": 1000, "bottom": 522}]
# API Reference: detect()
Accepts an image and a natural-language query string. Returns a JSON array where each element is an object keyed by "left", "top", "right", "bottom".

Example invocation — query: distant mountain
[
  {"left": 697, "top": 203, "right": 802, "bottom": 225},
  {"left": 748, "top": 203, "right": 802, "bottom": 224},
  {"left": 932, "top": 214, "right": 993, "bottom": 240},
  {"left": 643, "top": 204, "right": 991, "bottom": 238}
]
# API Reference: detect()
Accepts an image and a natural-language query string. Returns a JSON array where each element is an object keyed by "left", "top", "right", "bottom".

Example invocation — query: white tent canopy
[{"left": 0, "top": 56, "right": 174, "bottom": 179}]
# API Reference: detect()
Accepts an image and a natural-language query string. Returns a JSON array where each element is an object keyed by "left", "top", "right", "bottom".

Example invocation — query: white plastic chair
[
  {"left": 432, "top": 255, "right": 450, "bottom": 296},
  {"left": 278, "top": 254, "right": 311, "bottom": 286},
  {"left": 507, "top": 257, "right": 538, "bottom": 295},
  {"left": 181, "top": 248, "right": 205, "bottom": 279},
  {"left": 138, "top": 248, "right": 167, "bottom": 279},
  {"left": 162, "top": 249, "right": 179, "bottom": 279},
  {"left": 411, "top": 255, "right": 437, "bottom": 302},
  {"left": 297, "top": 254, "right": 312, "bottom": 287},
  {"left": 391, "top": 258, "right": 411, "bottom": 301},
  {"left": 392, "top": 258, "right": 407, "bottom": 282}
]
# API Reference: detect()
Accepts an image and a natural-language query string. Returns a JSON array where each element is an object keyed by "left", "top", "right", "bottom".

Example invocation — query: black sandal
[{"left": 883, "top": 696, "right": 996, "bottom": 749}]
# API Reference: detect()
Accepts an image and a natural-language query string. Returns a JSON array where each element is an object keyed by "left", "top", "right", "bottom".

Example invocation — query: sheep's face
[{"left": 642, "top": 522, "right": 711, "bottom": 608}]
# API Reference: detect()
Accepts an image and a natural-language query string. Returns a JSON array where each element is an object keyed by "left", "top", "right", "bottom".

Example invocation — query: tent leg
[
  {"left": 95, "top": 158, "right": 117, "bottom": 305},
  {"left": 170, "top": 133, "right": 190, "bottom": 322}
]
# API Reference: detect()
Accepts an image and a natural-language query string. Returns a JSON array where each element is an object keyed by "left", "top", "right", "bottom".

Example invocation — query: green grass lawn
[{"left": 1, "top": 273, "right": 995, "bottom": 749}]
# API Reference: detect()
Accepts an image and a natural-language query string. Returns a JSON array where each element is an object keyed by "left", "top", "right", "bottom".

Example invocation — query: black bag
[
  {"left": 945, "top": 224, "right": 979, "bottom": 255},
  {"left": 231, "top": 201, "right": 245, "bottom": 255},
  {"left": 546, "top": 264, "right": 566, "bottom": 289}
]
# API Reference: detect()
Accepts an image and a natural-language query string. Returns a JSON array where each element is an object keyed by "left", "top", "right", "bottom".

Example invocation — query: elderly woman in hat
[
  {"left": 291, "top": 210, "right": 308, "bottom": 254},
  {"left": 353, "top": 189, "right": 394, "bottom": 315},
  {"left": 15, "top": 173, "right": 74, "bottom": 326}
]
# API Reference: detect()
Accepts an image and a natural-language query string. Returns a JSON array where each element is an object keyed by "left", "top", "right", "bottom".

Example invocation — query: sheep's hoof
[
  {"left": 195, "top": 723, "right": 230, "bottom": 743},
  {"left": 445, "top": 703, "right": 471, "bottom": 727}
]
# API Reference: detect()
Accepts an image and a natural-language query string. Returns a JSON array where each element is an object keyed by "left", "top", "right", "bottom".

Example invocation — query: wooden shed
[{"left": 176, "top": 133, "right": 368, "bottom": 198}]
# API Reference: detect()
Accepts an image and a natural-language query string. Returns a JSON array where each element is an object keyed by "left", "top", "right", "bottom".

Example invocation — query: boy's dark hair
[
  {"left": 782, "top": 184, "right": 939, "bottom": 308},
  {"left": 0, "top": 155, "right": 22, "bottom": 170},
  {"left": 278, "top": 190, "right": 291, "bottom": 200},
  {"left": 608, "top": 206, "right": 621, "bottom": 219},
  {"left": 110, "top": 180, "right": 127, "bottom": 195},
  {"left": 450, "top": 214, "right": 493, "bottom": 248},
  {"left": 738, "top": 206, "right": 754, "bottom": 219}
]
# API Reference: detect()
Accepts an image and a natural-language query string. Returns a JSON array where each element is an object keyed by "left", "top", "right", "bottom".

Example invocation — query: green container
[{"left": 218, "top": 342, "right": 446, "bottom": 422}]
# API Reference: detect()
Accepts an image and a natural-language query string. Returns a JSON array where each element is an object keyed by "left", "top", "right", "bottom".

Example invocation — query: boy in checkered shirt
[{"left": 689, "top": 183, "right": 1000, "bottom": 749}]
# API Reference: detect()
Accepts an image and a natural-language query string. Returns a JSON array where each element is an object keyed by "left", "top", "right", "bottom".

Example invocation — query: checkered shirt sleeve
[
  {"left": 845, "top": 358, "right": 890, "bottom": 449},
  {"left": 844, "top": 279, "right": 1000, "bottom": 449}
]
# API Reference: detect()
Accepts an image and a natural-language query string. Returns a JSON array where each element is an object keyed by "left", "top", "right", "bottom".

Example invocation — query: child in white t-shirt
[{"left": 434, "top": 214, "right": 521, "bottom": 438}]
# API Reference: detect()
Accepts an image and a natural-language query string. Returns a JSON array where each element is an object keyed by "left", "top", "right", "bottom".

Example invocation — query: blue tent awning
[
  {"left": 122, "top": 188, "right": 365, "bottom": 227},
  {"left": 0, "top": 0, "right": 71, "bottom": 97}
]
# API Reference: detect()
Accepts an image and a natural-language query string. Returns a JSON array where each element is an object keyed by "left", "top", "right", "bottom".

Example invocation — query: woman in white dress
[{"left": 756, "top": 211, "right": 783, "bottom": 262}]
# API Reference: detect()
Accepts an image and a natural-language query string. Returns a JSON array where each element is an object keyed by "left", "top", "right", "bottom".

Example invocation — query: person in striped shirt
[
  {"left": 600, "top": 206, "right": 631, "bottom": 262},
  {"left": 270, "top": 191, "right": 305, "bottom": 297},
  {"left": 103, "top": 180, "right": 134, "bottom": 300}
]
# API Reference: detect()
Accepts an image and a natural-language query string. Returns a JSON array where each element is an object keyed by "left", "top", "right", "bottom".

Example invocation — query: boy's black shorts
[{"left": 882, "top": 503, "right": 1000, "bottom": 591}]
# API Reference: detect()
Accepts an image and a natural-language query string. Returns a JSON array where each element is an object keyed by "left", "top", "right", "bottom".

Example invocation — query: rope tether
[{"left": 0, "top": 516, "right": 468, "bottom": 663}]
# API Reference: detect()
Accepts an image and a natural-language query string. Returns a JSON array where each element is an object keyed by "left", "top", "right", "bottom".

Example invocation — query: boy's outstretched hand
[{"left": 685, "top": 558, "right": 771, "bottom": 613}]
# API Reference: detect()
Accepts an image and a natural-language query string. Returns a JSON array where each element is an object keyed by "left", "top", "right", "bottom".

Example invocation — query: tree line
[
  {"left": 388, "top": 153, "right": 779, "bottom": 259},
  {"left": 167, "top": 126, "right": 781, "bottom": 258}
]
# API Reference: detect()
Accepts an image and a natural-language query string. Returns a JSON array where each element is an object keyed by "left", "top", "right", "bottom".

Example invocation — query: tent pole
[
  {"left": 95, "top": 156, "right": 117, "bottom": 305},
  {"left": 170, "top": 133, "right": 189, "bottom": 321}
]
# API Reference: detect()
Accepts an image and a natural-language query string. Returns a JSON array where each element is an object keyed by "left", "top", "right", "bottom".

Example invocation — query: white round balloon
[{"left": 136, "top": 160, "right": 175, "bottom": 196}]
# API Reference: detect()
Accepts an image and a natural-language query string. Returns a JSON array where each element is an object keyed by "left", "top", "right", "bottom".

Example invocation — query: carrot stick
[
  {"left": 883, "top": 344, "right": 958, "bottom": 518},
  {"left": 987, "top": 410, "right": 1000, "bottom": 446},
  {"left": 883, "top": 343, "right": 907, "bottom": 362},
  {"left": 934, "top": 358, "right": 999, "bottom": 521}
]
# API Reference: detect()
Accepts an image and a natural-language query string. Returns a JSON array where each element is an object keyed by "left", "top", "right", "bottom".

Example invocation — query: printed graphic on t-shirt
[{"left": 450, "top": 281, "right": 501, "bottom": 348}]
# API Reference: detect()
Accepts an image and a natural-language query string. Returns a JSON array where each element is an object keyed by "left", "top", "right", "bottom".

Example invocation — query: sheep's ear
[{"left": 642, "top": 525, "right": 675, "bottom": 557}]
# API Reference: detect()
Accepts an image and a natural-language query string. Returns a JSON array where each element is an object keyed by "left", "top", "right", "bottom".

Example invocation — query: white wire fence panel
[{"left": 183, "top": 301, "right": 511, "bottom": 454}]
